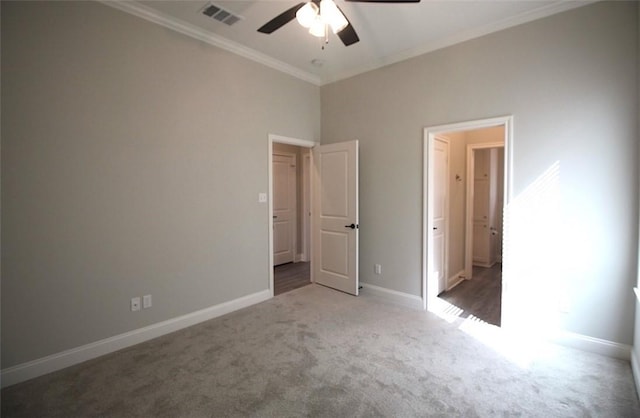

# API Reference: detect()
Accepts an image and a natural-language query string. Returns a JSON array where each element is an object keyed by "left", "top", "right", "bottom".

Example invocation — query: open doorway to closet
[
  {"left": 272, "top": 141, "right": 312, "bottom": 296},
  {"left": 424, "top": 117, "right": 511, "bottom": 327}
]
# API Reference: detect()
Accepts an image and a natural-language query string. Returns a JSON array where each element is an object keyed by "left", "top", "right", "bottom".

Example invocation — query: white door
[
  {"left": 432, "top": 137, "right": 449, "bottom": 294},
  {"left": 313, "top": 140, "right": 359, "bottom": 295},
  {"left": 472, "top": 149, "right": 494, "bottom": 267},
  {"left": 472, "top": 173, "right": 490, "bottom": 266},
  {"left": 273, "top": 153, "right": 296, "bottom": 266}
]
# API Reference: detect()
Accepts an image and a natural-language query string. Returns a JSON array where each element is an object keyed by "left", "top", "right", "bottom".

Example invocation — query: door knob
[{"left": 345, "top": 223, "right": 357, "bottom": 229}]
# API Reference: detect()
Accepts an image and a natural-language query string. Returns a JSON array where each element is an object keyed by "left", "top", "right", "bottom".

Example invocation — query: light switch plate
[{"left": 258, "top": 193, "right": 267, "bottom": 203}]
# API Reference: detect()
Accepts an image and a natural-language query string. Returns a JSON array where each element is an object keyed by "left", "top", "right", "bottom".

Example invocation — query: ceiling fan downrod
[{"left": 323, "top": 23, "right": 329, "bottom": 49}]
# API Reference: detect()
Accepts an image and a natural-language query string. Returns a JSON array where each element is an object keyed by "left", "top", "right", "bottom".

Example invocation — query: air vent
[{"left": 201, "top": 3, "right": 243, "bottom": 26}]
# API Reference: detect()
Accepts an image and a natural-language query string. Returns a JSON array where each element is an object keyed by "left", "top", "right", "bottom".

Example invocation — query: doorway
[
  {"left": 465, "top": 144, "right": 504, "bottom": 279},
  {"left": 268, "top": 135, "right": 360, "bottom": 298},
  {"left": 269, "top": 136, "right": 314, "bottom": 296},
  {"left": 423, "top": 117, "right": 512, "bottom": 327}
]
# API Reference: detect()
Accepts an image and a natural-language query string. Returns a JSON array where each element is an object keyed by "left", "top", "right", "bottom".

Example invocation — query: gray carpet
[{"left": 2, "top": 284, "right": 639, "bottom": 417}]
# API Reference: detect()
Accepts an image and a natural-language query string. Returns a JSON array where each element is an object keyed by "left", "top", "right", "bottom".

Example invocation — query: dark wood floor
[
  {"left": 274, "top": 262, "right": 311, "bottom": 296},
  {"left": 438, "top": 264, "right": 502, "bottom": 326}
]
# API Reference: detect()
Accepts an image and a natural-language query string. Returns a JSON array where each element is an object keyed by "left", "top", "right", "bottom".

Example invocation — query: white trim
[
  {"left": 631, "top": 348, "right": 640, "bottom": 401},
  {"left": 360, "top": 283, "right": 423, "bottom": 310},
  {"left": 268, "top": 135, "right": 317, "bottom": 296},
  {"left": 99, "top": 1, "right": 321, "bottom": 86},
  {"left": 1, "top": 289, "right": 271, "bottom": 388},
  {"left": 295, "top": 253, "right": 305, "bottom": 263},
  {"left": 270, "top": 135, "right": 318, "bottom": 149},
  {"left": 100, "top": 0, "right": 593, "bottom": 87},
  {"left": 302, "top": 152, "right": 312, "bottom": 263},
  {"left": 447, "top": 269, "right": 465, "bottom": 291},
  {"left": 423, "top": 116, "right": 513, "bottom": 313},
  {"left": 549, "top": 331, "right": 631, "bottom": 361},
  {"left": 631, "top": 289, "right": 640, "bottom": 399}
]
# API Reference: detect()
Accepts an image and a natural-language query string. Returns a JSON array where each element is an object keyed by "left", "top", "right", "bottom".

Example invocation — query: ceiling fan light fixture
[
  {"left": 308, "top": 16, "right": 326, "bottom": 37},
  {"left": 296, "top": 2, "right": 319, "bottom": 28},
  {"left": 320, "top": 0, "right": 348, "bottom": 33}
]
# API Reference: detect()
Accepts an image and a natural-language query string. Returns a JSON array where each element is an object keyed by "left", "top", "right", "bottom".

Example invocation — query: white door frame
[
  {"left": 302, "top": 152, "right": 312, "bottom": 262},
  {"left": 465, "top": 142, "right": 504, "bottom": 280},
  {"left": 268, "top": 134, "right": 318, "bottom": 298},
  {"left": 423, "top": 116, "right": 513, "bottom": 311}
]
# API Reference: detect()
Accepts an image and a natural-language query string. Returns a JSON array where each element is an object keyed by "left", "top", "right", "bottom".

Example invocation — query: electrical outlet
[
  {"left": 143, "top": 294, "right": 152, "bottom": 309},
  {"left": 374, "top": 264, "right": 382, "bottom": 275},
  {"left": 131, "top": 297, "right": 141, "bottom": 312}
]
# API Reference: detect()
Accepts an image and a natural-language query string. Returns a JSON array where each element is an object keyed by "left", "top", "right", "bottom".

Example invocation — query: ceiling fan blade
[
  {"left": 257, "top": 3, "right": 306, "bottom": 34},
  {"left": 337, "top": 23, "right": 360, "bottom": 46},
  {"left": 335, "top": 4, "right": 360, "bottom": 46},
  {"left": 345, "top": 0, "right": 420, "bottom": 2}
]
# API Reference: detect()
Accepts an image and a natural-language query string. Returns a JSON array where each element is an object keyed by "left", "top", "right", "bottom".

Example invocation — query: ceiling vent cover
[{"left": 201, "top": 3, "right": 243, "bottom": 26}]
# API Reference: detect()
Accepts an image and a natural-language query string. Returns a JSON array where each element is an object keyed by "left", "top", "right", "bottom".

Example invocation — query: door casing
[
  {"left": 268, "top": 134, "right": 317, "bottom": 298},
  {"left": 301, "top": 153, "right": 312, "bottom": 262}
]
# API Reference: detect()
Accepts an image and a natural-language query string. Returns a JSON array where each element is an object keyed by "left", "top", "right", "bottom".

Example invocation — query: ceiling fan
[{"left": 257, "top": 0, "right": 421, "bottom": 47}]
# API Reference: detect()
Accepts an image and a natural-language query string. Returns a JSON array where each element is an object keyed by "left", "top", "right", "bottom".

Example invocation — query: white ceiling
[{"left": 107, "top": 1, "right": 592, "bottom": 85}]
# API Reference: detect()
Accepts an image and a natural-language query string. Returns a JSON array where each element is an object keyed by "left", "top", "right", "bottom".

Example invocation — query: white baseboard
[
  {"left": 550, "top": 331, "right": 631, "bottom": 361},
  {"left": 360, "top": 283, "right": 423, "bottom": 310},
  {"left": 446, "top": 269, "right": 465, "bottom": 291},
  {"left": 295, "top": 253, "right": 307, "bottom": 263},
  {"left": 631, "top": 348, "right": 640, "bottom": 401},
  {"left": 1, "top": 289, "right": 271, "bottom": 388},
  {"left": 633, "top": 289, "right": 640, "bottom": 400}
]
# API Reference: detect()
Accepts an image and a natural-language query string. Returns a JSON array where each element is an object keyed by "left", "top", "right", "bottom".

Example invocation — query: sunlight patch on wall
[{"left": 502, "top": 161, "right": 564, "bottom": 337}]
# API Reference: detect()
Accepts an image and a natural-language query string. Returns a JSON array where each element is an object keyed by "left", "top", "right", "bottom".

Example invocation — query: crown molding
[
  {"left": 101, "top": 1, "right": 595, "bottom": 87},
  {"left": 322, "top": 0, "right": 596, "bottom": 85},
  {"left": 99, "top": 1, "right": 322, "bottom": 86}
]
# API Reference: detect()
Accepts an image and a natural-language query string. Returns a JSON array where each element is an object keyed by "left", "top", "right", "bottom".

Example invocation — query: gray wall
[
  {"left": 635, "top": 0, "right": 640, "bottom": 380},
  {"left": 322, "top": 2, "right": 638, "bottom": 344},
  {"left": 1, "top": 1, "right": 320, "bottom": 368}
]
